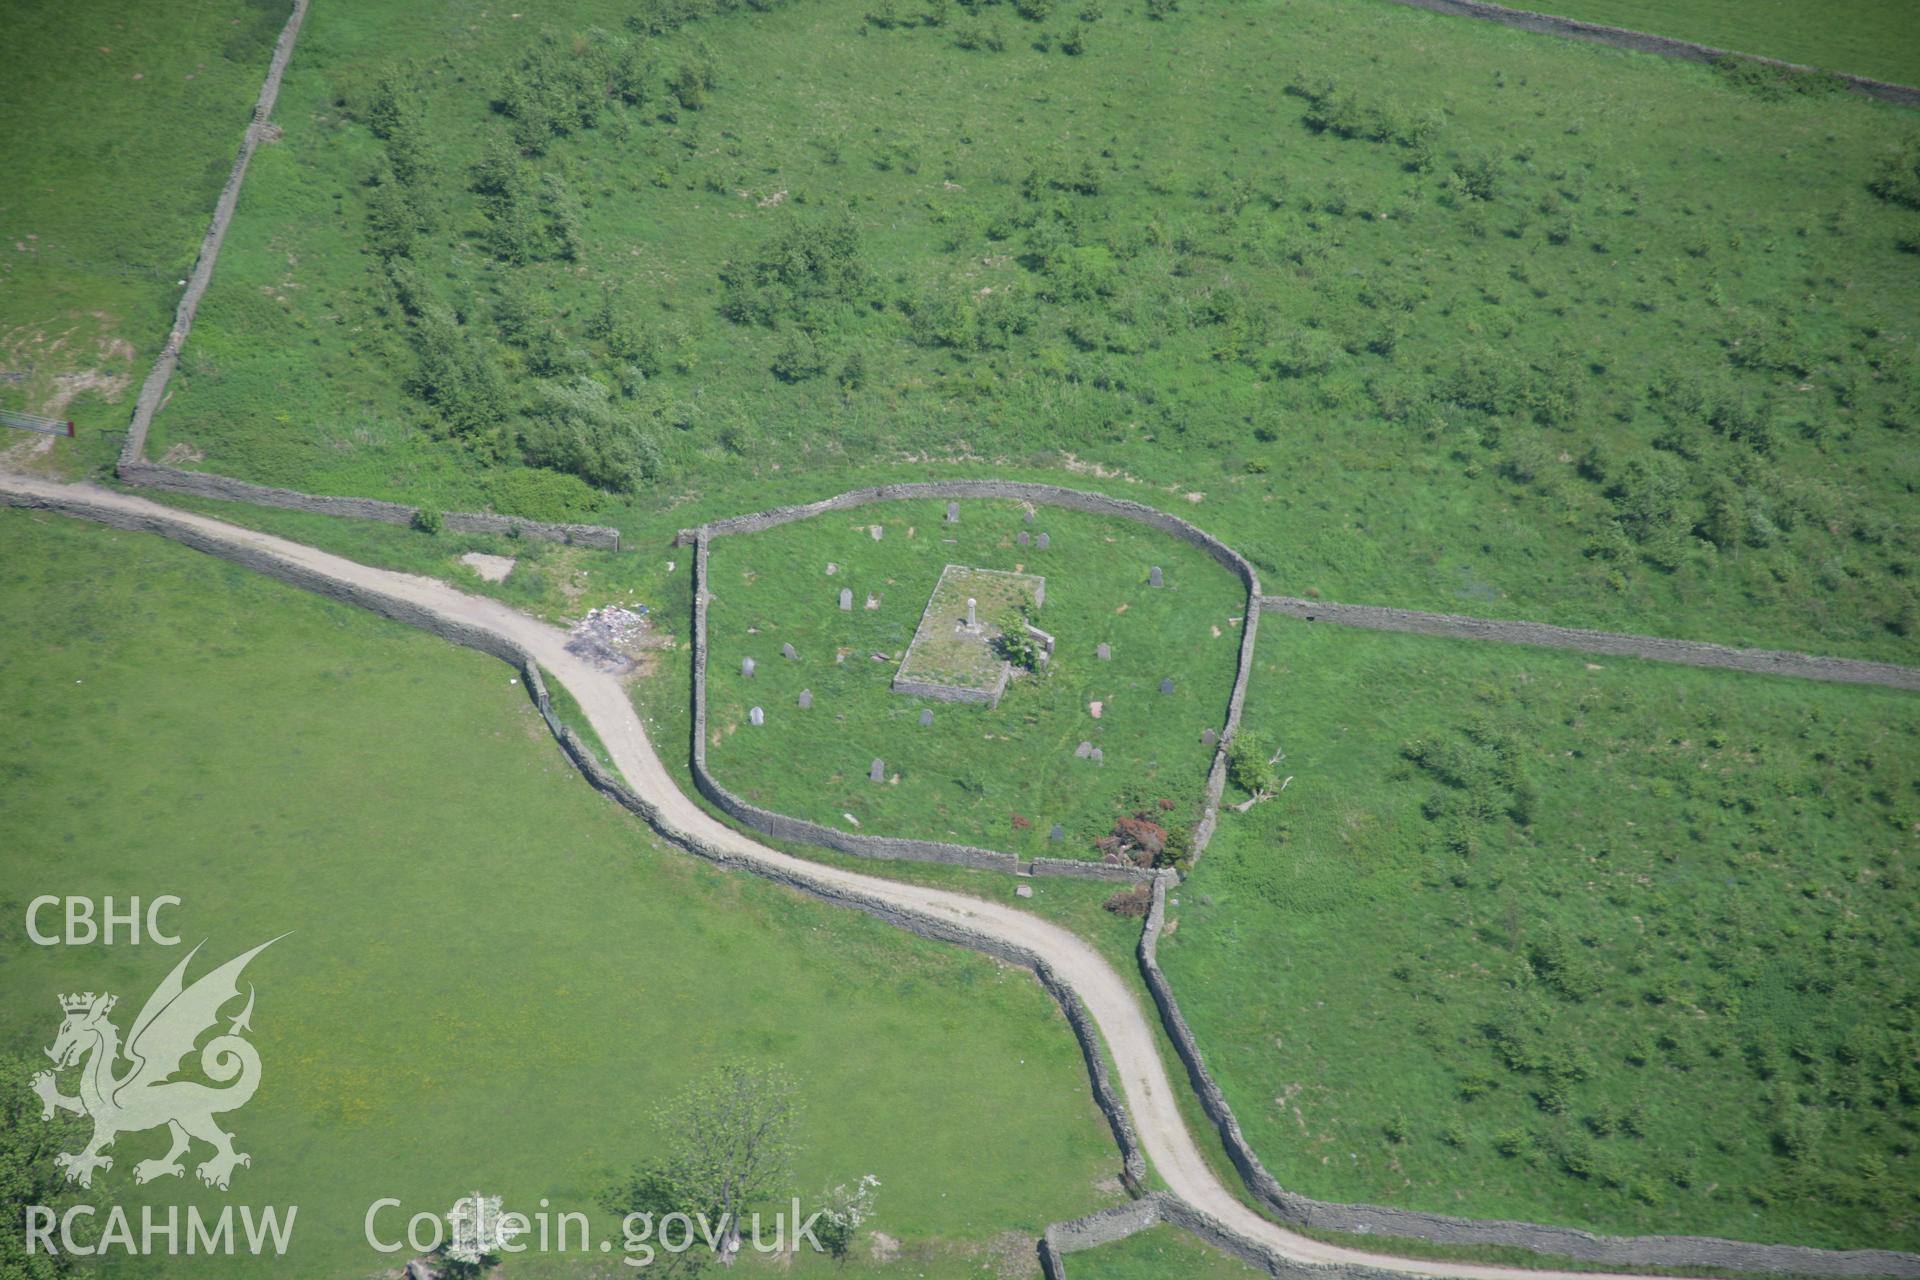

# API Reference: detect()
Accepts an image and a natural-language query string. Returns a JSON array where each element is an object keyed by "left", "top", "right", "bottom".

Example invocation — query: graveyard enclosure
[
  {"left": 893, "top": 564, "right": 1046, "bottom": 706},
  {"left": 699, "top": 499, "right": 1246, "bottom": 861}
]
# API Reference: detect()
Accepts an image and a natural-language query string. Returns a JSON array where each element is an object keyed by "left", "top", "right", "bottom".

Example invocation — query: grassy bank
[{"left": 1064, "top": 1224, "right": 1266, "bottom": 1278}]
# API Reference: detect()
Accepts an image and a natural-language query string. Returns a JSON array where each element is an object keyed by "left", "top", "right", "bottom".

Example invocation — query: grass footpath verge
[
  {"left": 1165, "top": 615, "right": 1920, "bottom": 1250},
  {"left": 1062, "top": 1223, "right": 1267, "bottom": 1279},
  {"left": 0, "top": 506, "right": 1129, "bottom": 1278}
]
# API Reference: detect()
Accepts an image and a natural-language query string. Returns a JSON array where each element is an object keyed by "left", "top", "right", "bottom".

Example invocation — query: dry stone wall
[
  {"left": 1262, "top": 597, "right": 1920, "bottom": 691},
  {"left": 118, "top": 0, "right": 310, "bottom": 475},
  {"left": 1026, "top": 857, "right": 1156, "bottom": 884},
  {"left": 889, "top": 671, "right": 1009, "bottom": 707},
  {"left": 119, "top": 463, "right": 622, "bottom": 549},
  {"left": 1382, "top": 0, "right": 1920, "bottom": 107},
  {"left": 683, "top": 483, "right": 1263, "bottom": 880}
]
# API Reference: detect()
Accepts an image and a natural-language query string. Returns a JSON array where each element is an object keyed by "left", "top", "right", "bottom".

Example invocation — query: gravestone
[
  {"left": 1049, "top": 823, "right": 1065, "bottom": 842},
  {"left": 1036, "top": 532, "right": 1050, "bottom": 551},
  {"left": 1017, "top": 530, "right": 1030, "bottom": 547},
  {"left": 1034, "top": 583, "right": 1046, "bottom": 608},
  {"left": 1096, "top": 643, "right": 1111, "bottom": 661},
  {"left": 919, "top": 709, "right": 934, "bottom": 727},
  {"left": 1149, "top": 565, "right": 1164, "bottom": 588},
  {"left": 1160, "top": 677, "right": 1175, "bottom": 694},
  {"left": 945, "top": 502, "right": 959, "bottom": 523},
  {"left": 798, "top": 689, "right": 813, "bottom": 709},
  {"left": 749, "top": 706, "right": 765, "bottom": 727},
  {"left": 1090, "top": 747, "right": 1103, "bottom": 765},
  {"left": 839, "top": 588, "right": 854, "bottom": 611},
  {"left": 966, "top": 597, "right": 977, "bottom": 629},
  {"left": 782, "top": 642, "right": 798, "bottom": 660},
  {"left": 1024, "top": 508, "right": 1035, "bottom": 525},
  {"left": 742, "top": 657, "right": 757, "bottom": 677},
  {"left": 870, "top": 758, "right": 886, "bottom": 783},
  {"left": 1074, "top": 741, "right": 1093, "bottom": 759},
  {"left": 1201, "top": 727, "right": 1218, "bottom": 746}
]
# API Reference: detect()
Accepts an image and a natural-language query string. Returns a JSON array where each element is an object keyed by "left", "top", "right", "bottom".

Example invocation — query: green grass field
[
  {"left": 1517, "top": 0, "right": 1920, "bottom": 84},
  {"left": 1064, "top": 1225, "right": 1266, "bottom": 1278},
  {"left": 1161, "top": 616, "right": 1920, "bottom": 1250},
  {"left": 0, "top": 508, "right": 1129, "bottom": 1277},
  {"left": 0, "top": 0, "right": 285, "bottom": 437},
  {"left": 702, "top": 498, "right": 1245, "bottom": 859},
  {"left": 125, "top": 0, "right": 1920, "bottom": 662}
]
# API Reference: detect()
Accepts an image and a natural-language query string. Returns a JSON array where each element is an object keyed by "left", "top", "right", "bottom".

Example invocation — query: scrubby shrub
[
  {"left": 1227, "top": 731, "right": 1281, "bottom": 797},
  {"left": 719, "top": 217, "right": 878, "bottom": 328},
  {"left": 1606, "top": 454, "right": 1694, "bottom": 570},
  {"left": 408, "top": 303, "right": 510, "bottom": 442},
  {"left": 485, "top": 467, "right": 608, "bottom": 521},
  {"left": 1868, "top": 137, "right": 1920, "bottom": 209},
  {"left": 771, "top": 330, "right": 831, "bottom": 382},
  {"left": 1102, "top": 884, "right": 1152, "bottom": 917},
  {"left": 519, "top": 376, "right": 663, "bottom": 492}
]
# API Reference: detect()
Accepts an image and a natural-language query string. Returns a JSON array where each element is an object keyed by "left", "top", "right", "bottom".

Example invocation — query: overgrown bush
[
  {"left": 518, "top": 376, "right": 663, "bottom": 492},
  {"left": 718, "top": 217, "right": 878, "bottom": 328}
]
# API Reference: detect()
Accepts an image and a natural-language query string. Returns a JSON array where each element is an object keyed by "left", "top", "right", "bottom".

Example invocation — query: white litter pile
[{"left": 566, "top": 604, "right": 649, "bottom": 671}]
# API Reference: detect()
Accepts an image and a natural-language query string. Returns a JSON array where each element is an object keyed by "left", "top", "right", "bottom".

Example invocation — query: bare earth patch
[
  {"left": 1, "top": 317, "right": 134, "bottom": 419},
  {"left": 459, "top": 551, "right": 517, "bottom": 583}
]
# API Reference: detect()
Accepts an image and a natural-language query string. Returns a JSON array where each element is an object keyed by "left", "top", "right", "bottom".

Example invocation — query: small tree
[
  {"left": 991, "top": 611, "right": 1045, "bottom": 672},
  {"left": 439, "top": 1191, "right": 524, "bottom": 1276},
  {"left": 1227, "top": 731, "right": 1287, "bottom": 809},
  {"left": 604, "top": 1062, "right": 799, "bottom": 1270},
  {"left": 813, "top": 1174, "right": 880, "bottom": 1259}
]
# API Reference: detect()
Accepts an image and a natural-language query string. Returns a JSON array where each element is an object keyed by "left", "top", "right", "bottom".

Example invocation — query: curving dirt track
[{"left": 4, "top": 472, "right": 1908, "bottom": 1280}]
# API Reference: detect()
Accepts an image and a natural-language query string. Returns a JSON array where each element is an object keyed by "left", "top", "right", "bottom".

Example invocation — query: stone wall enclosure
[{"left": 679, "top": 482, "right": 1265, "bottom": 883}]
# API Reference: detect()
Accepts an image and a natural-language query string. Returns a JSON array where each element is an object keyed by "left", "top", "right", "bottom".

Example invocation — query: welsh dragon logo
[{"left": 32, "top": 938, "right": 281, "bottom": 1191}]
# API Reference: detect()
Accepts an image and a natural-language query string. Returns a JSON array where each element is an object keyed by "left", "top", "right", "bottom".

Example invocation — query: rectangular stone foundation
[{"left": 892, "top": 564, "right": 1043, "bottom": 708}]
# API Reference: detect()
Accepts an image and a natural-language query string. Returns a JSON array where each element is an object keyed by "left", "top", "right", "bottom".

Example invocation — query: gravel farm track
[{"left": 7, "top": 470, "right": 1920, "bottom": 1280}]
